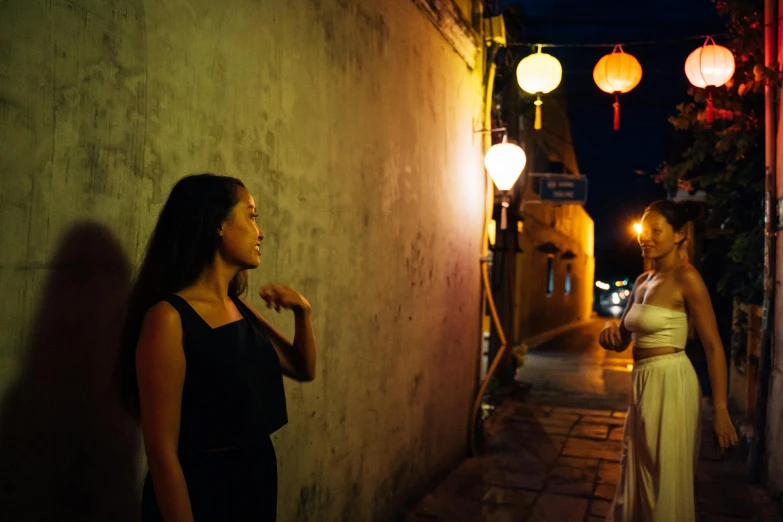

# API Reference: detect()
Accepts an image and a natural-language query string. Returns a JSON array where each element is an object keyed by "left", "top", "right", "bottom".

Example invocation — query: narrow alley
[
  {"left": 403, "top": 320, "right": 783, "bottom": 522},
  {"left": 3, "top": 1, "right": 783, "bottom": 520}
]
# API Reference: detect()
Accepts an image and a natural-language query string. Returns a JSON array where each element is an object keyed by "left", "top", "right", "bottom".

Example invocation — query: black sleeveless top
[{"left": 163, "top": 295, "right": 288, "bottom": 452}]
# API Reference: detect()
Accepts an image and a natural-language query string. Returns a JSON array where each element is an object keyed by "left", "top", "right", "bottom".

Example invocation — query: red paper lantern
[{"left": 593, "top": 45, "right": 643, "bottom": 130}]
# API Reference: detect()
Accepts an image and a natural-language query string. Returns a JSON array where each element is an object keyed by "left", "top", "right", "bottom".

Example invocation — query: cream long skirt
[{"left": 607, "top": 351, "right": 701, "bottom": 522}]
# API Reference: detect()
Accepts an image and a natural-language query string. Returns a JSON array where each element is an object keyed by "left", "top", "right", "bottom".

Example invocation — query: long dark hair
[{"left": 117, "top": 173, "right": 248, "bottom": 417}]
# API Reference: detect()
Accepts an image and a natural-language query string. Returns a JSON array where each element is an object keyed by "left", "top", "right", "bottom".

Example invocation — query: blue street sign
[{"left": 537, "top": 175, "right": 588, "bottom": 204}]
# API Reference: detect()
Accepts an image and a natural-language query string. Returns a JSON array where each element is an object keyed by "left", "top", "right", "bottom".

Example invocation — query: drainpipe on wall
[
  {"left": 470, "top": 40, "right": 504, "bottom": 457},
  {"left": 749, "top": 0, "right": 778, "bottom": 484}
]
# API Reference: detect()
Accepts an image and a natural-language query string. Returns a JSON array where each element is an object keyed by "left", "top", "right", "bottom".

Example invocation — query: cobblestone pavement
[{"left": 402, "top": 320, "right": 783, "bottom": 522}]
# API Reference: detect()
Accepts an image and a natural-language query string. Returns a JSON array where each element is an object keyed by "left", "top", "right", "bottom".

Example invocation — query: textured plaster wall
[
  {"left": 0, "top": 0, "right": 486, "bottom": 520},
  {"left": 516, "top": 203, "right": 595, "bottom": 341}
]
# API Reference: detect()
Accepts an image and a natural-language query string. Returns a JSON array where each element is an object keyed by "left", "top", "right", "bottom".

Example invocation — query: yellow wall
[{"left": 514, "top": 200, "right": 595, "bottom": 343}]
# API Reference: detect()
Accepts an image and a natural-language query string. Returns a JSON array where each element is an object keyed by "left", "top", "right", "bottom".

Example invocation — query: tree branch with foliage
[{"left": 658, "top": 0, "right": 773, "bottom": 305}]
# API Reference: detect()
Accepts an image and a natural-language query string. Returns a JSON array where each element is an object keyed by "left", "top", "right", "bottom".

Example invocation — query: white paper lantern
[
  {"left": 685, "top": 39, "right": 735, "bottom": 88},
  {"left": 516, "top": 46, "right": 562, "bottom": 130},
  {"left": 484, "top": 141, "right": 527, "bottom": 192}
]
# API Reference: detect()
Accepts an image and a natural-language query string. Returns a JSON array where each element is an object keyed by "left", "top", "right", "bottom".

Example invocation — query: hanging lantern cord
[
  {"left": 534, "top": 95, "right": 543, "bottom": 130},
  {"left": 706, "top": 90, "right": 715, "bottom": 127},
  {"left": 613, "top": 93, "right": 621, "bottom": 131}
]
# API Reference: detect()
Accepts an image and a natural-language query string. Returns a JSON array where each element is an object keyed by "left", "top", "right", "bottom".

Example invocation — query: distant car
[{"left": 594, "top": 278, "right": 633, "bottom": 317}]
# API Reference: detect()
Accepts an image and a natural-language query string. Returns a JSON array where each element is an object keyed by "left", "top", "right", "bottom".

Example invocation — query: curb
[{"left": 521, "top": 317, "right": 598, "bottom": 349}]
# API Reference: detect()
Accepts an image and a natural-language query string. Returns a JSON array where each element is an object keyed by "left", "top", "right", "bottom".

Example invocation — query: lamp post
[{"left": 483, "top": 135, "right": 527, "bottom": 231}]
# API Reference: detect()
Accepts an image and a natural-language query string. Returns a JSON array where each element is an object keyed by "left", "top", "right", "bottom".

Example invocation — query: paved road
[
  {"left": 515, "top": 319, "right": 634, "bottom": 412},
  {"left": 402, "top": 319, "right": 783, "bottom": 522}
]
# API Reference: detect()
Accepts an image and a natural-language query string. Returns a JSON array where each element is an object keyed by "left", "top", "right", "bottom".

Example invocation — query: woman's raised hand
[
  {"left": 258, "top": 284, "right": 311, "bottom": 316},
  {"left": 599, "top": 322, "right": 623, "bottom": 352}
]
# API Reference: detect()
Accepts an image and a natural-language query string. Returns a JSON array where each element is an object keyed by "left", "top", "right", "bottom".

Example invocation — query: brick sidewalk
[{"left": 402, "top": 387, "right": 783, "bottom": 522}]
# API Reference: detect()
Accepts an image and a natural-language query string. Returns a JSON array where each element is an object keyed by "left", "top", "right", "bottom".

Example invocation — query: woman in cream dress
[{"left": 599, "top": 200, "right": 738, "bottom": 521}]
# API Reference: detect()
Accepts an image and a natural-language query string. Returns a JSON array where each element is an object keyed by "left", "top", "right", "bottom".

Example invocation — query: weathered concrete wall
[{"left": 0, "top": 1, "right": 486, "bottom": 520}]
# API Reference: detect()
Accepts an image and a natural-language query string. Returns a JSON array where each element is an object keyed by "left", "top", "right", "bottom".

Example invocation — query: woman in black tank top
[{"left": 116, "top": 174, "right": 317, "bottom": 522}]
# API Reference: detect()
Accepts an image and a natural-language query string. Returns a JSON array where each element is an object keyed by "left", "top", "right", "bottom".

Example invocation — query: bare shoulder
[
  {"left": 136, "top": 301, "right": 184, "bottom": 360},
  {"left": 674, "top": 264, "right": 708, "bottom": 297},
  {"left": 675, "top": 264, "right": 703, "bottom": 285},
  {"left": 142, "top": 300, "right": 182, "bottom": 332}
]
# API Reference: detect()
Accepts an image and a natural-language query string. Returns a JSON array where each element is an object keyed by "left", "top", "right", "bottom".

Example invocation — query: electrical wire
[{"left": 508, "top": 32, "right": 725, "bottom": 49}]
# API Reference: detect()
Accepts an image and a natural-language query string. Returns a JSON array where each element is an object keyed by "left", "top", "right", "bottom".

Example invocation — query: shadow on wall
[{"left": 0, "top": 222, "right": 140, "bottom": 521}]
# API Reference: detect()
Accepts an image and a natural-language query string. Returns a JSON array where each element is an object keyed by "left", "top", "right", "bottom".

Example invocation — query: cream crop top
[{"left": 624, "top": 303, "right": 688, "bottom": 350}]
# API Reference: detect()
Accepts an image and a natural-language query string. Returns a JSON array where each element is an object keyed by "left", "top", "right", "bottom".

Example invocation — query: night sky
[{"left": 496, "top": 0, "right": 725, "bottom": 278}]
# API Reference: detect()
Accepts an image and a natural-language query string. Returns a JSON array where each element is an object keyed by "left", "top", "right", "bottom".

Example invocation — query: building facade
[{"left": 486, "top": 84, "right": 595, "bottom": 381}]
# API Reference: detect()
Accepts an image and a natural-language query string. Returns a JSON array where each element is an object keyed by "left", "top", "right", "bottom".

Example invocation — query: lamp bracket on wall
[{"left": 474, "top": 127, "right": 507, "bottom": 135}]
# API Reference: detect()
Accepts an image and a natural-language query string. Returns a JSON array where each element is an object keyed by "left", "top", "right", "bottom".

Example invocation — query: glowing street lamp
[{"left": 484, "top": 136, "right": 527, "bottom": 230}]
